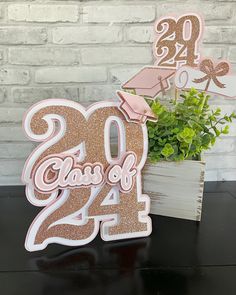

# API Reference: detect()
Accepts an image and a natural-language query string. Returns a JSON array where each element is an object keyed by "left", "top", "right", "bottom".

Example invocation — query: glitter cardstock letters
[
  {"left": 154, "top": 14, "right": 203, "bottom": 69},
  {"left": 22, "top": 99, "right": 153, "bottom": 251},
  {"left": 121, "top": 14, "right": 203, "bottom": 99}
]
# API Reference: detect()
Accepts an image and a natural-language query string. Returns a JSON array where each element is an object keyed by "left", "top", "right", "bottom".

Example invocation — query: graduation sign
[{"left": 22, "top": 97, "right": 156, "bottom": 251}]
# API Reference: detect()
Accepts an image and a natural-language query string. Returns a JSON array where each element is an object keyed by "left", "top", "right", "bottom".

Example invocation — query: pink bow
[{"left": 193, "top": 59, "right": 229, "bottom": 91}]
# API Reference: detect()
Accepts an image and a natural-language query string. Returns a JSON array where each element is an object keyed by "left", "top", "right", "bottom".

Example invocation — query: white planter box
[{"left": 143, "top": 160, "right": 205, "bottom": 221}]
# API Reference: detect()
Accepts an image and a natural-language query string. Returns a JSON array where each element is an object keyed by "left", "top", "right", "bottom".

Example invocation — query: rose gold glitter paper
[
  {"left": 154, "top": 14, "right": 202, "bottom": 69},
  {"left": 30, "top": 106, "right": 87, "bottom": 201},
  {"left": 23, "top": 99, "right": 151, "bottom": 251},
  {"left": 35, "top": 188, "right": 95, "bottom": 244}
]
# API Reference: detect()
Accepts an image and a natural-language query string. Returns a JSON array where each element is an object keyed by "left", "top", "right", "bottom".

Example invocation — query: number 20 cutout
[
  {"left": 154, "top": 13, "right": 203, "bottom": 69},
  {"left": 22, "top": 98, "right": 153, "bottom": 251}
]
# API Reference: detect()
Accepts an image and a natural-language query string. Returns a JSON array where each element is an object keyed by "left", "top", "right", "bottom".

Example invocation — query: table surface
[{"left": 0, "top": 182, "right": 236, "bottom": 295}]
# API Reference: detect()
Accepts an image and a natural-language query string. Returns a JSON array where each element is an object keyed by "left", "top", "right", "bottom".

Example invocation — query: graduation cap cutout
[
  {"left": 117, "top": 90, "right": 157, "bottom": 124},
  {"left": 122, "top": 67, "right": 175, "bottom": 98}
]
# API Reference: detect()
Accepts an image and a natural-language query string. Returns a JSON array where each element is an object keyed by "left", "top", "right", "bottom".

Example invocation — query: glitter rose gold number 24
[
  {"left": 155, "top": 14, "right": 202, "bottom": 69},
  {"left": 22, "top": 100, "right": 151, "bottom": 251}
]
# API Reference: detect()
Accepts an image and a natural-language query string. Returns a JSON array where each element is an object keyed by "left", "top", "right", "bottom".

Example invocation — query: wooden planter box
[{"left": 143, "top": 160, "right": 205, "bottom": 221}]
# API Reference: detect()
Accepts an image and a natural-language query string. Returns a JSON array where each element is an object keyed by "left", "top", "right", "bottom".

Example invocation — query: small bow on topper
[
  {"left": 174, "top": 58, "right": 236, "bottom": 98},
  {"left": 193, "top": 59, "right": 229, "bottom": 91}
]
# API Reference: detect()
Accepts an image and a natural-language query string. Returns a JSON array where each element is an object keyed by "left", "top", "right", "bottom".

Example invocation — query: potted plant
[{"left": 142, "top": 88, "right": 236, "bottom": 221}]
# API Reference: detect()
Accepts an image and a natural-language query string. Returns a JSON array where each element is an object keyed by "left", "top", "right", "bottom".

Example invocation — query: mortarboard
[
  {"left": 117, "top": 90, "right": 157, "bottom": 124},
  {"left": 122, "top": 66, "right": 175, "bottom": 98}
]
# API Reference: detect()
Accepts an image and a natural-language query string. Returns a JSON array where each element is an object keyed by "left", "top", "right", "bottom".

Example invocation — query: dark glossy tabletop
[{"left": 0, "top": 182, "right": 236, "bottom": 295}]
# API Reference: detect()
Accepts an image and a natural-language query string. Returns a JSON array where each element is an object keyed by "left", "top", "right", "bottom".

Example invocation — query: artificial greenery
[{"left": 147, "top": 88, "right": 236, "bottom": 162}]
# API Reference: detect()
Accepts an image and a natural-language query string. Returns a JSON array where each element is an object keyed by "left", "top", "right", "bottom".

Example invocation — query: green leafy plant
[{"left": 147, "top": 88, "right": 236, "bottom": 162}]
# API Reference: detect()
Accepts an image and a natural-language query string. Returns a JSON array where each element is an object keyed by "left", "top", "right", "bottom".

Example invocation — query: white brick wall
[
  {"left": 9, "top": 47, "right": 81, "bottom": 65},
  {"left": 52, "top": 26, "right": 123, "bottom": 44},
  {"left": 35, "top": 67, "right": 107, "bottom": 83},
  {"left": 8, "top": 4, "right": 79, "bottom": 23},
  {"left": 0, "top": 27, "right": 47, "bottom": 45},
  {"left": 0, "top": 0, "right": 235, "bottom": 185},
  {"left": 83, "top": 5, "right": 155, "bottom": 23}
]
